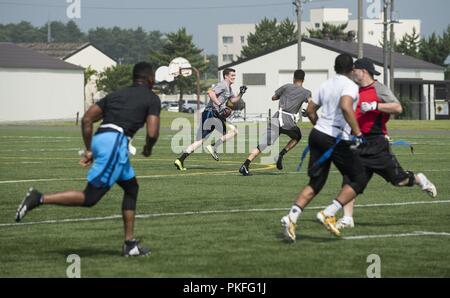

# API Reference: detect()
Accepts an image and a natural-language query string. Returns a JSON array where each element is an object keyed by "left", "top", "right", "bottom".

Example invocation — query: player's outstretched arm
[{"left": 142, "top": 115, "right": 160, "bottom": 157}]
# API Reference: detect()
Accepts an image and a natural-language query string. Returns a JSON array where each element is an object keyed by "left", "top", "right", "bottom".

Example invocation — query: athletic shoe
[
  {"left": 174, "top": 159, "right": 187, "bottom": 171},
  {"left": 276, "top": 154, "right": 284, "bottom": 170},
  {"left": 316, "top": 211, "right": 341, "bottom": 237},
  {"left": 281, "top": 215, "right": 297, "bottom": 243},
  {"left": 336, "top": 216, "right": 355, "bottom": 230},
  {"left": 206, "top": 145, "right": 219, "bottom": 161},
  {"left": 15, "top": 187, "right": 42, "bottom": 222},
  {"left": 239, "top": 164, "right": 251, "bottom": 176},
  {"left": 122, "top": 240, "right": 150, "bottom": 257},
  {"left": 417, "top": 173, "right": 437, "bottom": 198}
]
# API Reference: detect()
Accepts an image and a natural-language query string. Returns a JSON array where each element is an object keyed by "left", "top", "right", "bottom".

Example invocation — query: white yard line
[
  {"left": 0, "top": 199, "right": 449, "bottom": 228},
  {"left": 343, "top": 231, "right": 450, "bottom": 240}
]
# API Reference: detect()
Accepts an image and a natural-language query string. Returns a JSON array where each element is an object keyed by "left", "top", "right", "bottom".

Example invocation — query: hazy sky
[{"left": 0, "top": 0, "right": 449, "bottom": 54}]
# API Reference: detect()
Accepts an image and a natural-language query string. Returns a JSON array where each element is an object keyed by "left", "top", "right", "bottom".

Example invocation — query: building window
[
  {"left": 243, "top": 73, "right": 266, "bottom": 86},
  {"left": 240, "top": 36, "right": 245, "bottom": 43},
  {"left": 315, "top": 23, "right": 320, "bottom": 28},
  {"left": 222, "top": 54, "right": 233, "bottom": 63},
  {"left": 222, "top": 36, "right": 233, "bottom": 44}
]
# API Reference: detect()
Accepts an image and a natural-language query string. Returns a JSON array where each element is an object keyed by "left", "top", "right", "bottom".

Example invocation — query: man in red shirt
[{"left": 336, "top": 58, "right": 437, "bottom": 230}]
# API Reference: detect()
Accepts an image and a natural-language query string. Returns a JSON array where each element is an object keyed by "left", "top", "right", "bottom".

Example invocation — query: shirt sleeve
[
  {"left": 274, "top": 84, "right": 287, "bottom": 97},
  {"left": 375, "top": 82, "right": 400, "bottom": 103},
  {"left": 341, "top": 81, "right": 359, "bottom": 101},
  {"left": 147, "top": 95, "right": 161, "bottom": 117},
  {"left": 312, "top": 88, "right": 321, "bottom": 106},
  {"left": 95, "top": 96, "right": 107, "bottom": 111}
]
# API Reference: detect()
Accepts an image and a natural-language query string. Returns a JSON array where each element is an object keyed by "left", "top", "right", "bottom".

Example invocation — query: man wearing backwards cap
[{"left": 336, "top": 57, "right": 437, "bottom": 230}]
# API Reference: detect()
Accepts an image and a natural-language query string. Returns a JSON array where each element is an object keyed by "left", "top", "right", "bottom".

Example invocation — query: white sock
[
  {"left": 288, "top": 205, "right": 302, "bottom": 223},
  {"left": 323, "top": 200, "right": 342, "bottom": 217},
  {"left": 416, "top": 174, "right": 426, "bottom": 188}
]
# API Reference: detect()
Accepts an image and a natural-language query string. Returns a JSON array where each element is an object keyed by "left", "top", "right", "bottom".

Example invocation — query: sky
[{"left": 0, "top": 0, "right": 449, "bottom": 54}]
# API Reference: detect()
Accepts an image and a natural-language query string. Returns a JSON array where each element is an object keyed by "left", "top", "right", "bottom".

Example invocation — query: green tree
[
  {"left": 150, "top": 27, "right": 206, "bottom": 103},
  {"left": 307, "top": 22, "right": 348, "bottom": 40},
  {"left": 96, "top": 64, "right": 133, "bottom": 94},
  {"left": 84, "top": 66, "right": 97, "bottom": 86},
  {"left": 395, "top": 27, "right": 421, "bottom": 58},
  {"left": 0, "top": 21, "right": 45, "bottom": 42},
  {"left": 88, "top": 26, "right": 164, "bottom": 64},
  {"left": 240, "top": 18, "right": 297, "bottom": 59}
]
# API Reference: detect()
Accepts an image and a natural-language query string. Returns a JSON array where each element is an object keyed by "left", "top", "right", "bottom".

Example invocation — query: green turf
[{"left": 0, "top": 113, "right": 449, "bottom": 277}]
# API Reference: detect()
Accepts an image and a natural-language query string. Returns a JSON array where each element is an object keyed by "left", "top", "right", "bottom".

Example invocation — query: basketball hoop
[
  {"left": 155, "top": 66, "right": 174, "bottom": 83},
  {"left": 168, "top": 57, "right": 192, "bottom": 77}
]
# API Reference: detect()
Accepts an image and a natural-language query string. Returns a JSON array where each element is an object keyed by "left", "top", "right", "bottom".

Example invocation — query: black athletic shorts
[
  {"left": 308, "top": 128, "right": 367, "bottom": 191},
  {"left": 344, "top": 134, "right": 410, "bottom": 186}
]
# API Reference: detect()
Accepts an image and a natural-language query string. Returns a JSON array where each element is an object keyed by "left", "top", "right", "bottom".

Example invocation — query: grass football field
[{"left": 0, "top": 112, "right": 449, "bottom": 277}]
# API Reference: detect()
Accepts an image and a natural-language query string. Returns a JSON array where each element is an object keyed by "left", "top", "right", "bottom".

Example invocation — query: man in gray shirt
[
  {"left": 239, "top": 69, "right": 312, "bottom": 176},
  {"left": 174, "top": 68, "right": 246, "bottom": 170}
]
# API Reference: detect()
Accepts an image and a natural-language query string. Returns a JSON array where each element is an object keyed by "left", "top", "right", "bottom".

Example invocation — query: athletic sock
[
  {"left": 213, "top": 139, "right": 223, "bottom": 151},
  {"left": 279, "top": 148, "right": 288, "bottom": 156},
  {"left": 323, "top": 199, "right": 342, "bottom": 217},
  {"left": 288, "top": 204, "right": 303, "bottom": 224},
  {"left": 244, "top": 159, "right": 251, "bottom": 167},
  {"left": 179, "top": 152, "right": 190, "bottom": 162}
]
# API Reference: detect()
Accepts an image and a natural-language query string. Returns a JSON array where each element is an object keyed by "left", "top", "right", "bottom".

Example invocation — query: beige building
[
  {"left": 218, "top": 38, "right": 445, "bottom": 120},
  {"left": 19, "top": 43, "right": 117, "bottom": 110},
  {"left": 218, "top": 8, "right": 420, "bottom": 66},
  {"left": 0, "top": 43, "right": 84, "bottom": 122}
]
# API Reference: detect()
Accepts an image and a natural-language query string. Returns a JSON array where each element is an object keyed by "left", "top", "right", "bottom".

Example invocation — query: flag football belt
[
  {"left": 296, "top": 135, "right": 414, "bottom": 172},
  {"left": 278, "top": 108, "right": 297, "bottom": 127},
  {"left": 99, "top": 124, "right": 136, "bottom": 156}
]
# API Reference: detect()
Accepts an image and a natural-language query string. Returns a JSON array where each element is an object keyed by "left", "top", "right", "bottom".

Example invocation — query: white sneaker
[
  {"left": 336, "top": 216, "right": 355, "bottom": 230},
  {"left": 206, "top": 145, "right": 219, "bottom": 161},
  {"left": 281, "top": 215, "right": 296, "bottom": 243},
  {"left": 417, "top": 173, "right": 437, "bottom": 198}
]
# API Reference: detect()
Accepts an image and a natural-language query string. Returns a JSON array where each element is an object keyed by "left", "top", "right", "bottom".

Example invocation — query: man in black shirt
[{"left": 15, "top": 62, "right": 161, "bottom": 257}]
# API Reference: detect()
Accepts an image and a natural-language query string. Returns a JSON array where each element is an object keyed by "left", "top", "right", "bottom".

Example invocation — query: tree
[
  {"left": 150, "top": 27, "right": 206, "bottom": 105},
  {"left": 307, "top": 22, "right": 348, "bottom": 40},
  {"left": 96, "top": 64, "right": 133, "bottom": 94},
  {"left": 84, "top": 66, "right": 97, "bottom": 86},
  {"left": 240, "top": 18, "right": 297, "bottom": 59},
  {"left": 395, "top": 27, "right": 421, "bottom": 58},
  {"left": 88, "top": 26, "right": 164, "bottom": 64}
]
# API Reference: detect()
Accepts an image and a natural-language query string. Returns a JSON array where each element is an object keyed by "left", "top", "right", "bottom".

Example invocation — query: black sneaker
[
  {"left": 122, "top": 240, "right": 151, "bottom": 257},
  {"left": 15, "top": 187, "right": 42, "bottom": 222},
  {"left": 276, "top": 154, "right": 284, "bottom": 170},
  {"left": 239, "top": 164, "right": 251, "bottom": 176}
]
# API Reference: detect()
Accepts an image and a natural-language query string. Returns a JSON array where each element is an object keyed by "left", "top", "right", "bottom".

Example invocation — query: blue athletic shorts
[
  {"left": 87, "top": 131, "right": 135, "bottom": 188},
  {"left": 196, "top": 109, "right": 227, "bottom": 140}
]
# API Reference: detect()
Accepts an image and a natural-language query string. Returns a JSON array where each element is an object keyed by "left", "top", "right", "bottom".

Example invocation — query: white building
[
  {"left": 19, "top": 43, "right": 117, "bottom": 110},
  {"left": 218, "top": 38, "right": 445, "bottom": 120},
  {"left": 0, "top": 43, "right": 84, "bottom": 122},
  {"left": 218, "top": 8, "right": 420, "bottom": 66}
]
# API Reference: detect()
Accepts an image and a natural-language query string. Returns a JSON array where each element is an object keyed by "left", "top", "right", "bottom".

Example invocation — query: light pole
[
  {"left": 357, "top": 0, "right": 364, "bottom": 58},
  {"left": 294, "top": 0, "right": 303, "bottom": 69},
  {"left": 383, "top": 0, "right": 389, "bottom": 86}
]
